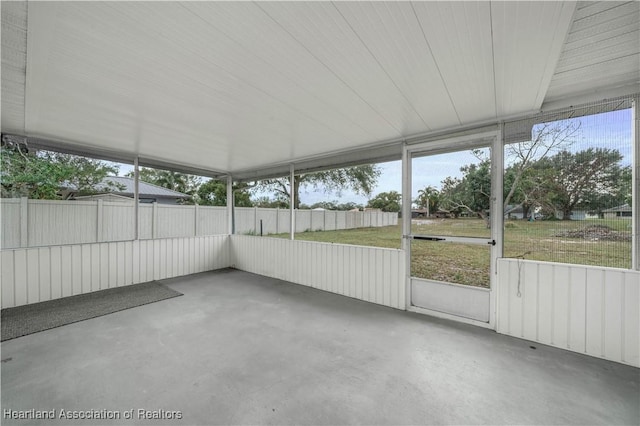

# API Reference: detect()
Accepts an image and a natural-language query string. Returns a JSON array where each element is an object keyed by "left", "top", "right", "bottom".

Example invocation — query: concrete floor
[{"left": 1, "top": 269, "right": 638, "bottom": 425}]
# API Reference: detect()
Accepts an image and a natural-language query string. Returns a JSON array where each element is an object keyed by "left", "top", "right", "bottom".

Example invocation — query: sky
[{"left": 116, "top": 108, "right": 632, "bottom": 207}]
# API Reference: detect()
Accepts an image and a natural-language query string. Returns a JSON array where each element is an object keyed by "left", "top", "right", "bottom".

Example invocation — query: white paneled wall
[
  {"left": 496, "top": 259, "right": 640, "bottom": 367},
  {"left": 230, "top": 235, "right": 405, "bottom": 310},
  {"left": 0, "top": 235, "right": 230, "bottom": 308}
]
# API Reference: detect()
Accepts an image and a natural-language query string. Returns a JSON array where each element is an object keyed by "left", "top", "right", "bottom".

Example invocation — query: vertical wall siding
[
  {"left": 230, "top": 235, "right": 406, "bottom": 310},
  {"left": 496, "top": 259, "right": 639, "bottom": 367},
  {"left": 0, "top": 235, "right": 230, "bottom": 309}
]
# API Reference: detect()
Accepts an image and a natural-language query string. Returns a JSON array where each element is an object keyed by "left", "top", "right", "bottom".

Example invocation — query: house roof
[
  {"left": 602, "top": 204, "right": 632, "bottom": 213},
  {"left": 2, "top": 2, "right": 638, "bottom": 180},
  {"left": 103, "top": 177, "right": 190, "bottom": 199},
  {"left": 64, "top": 176, "right": 190, "bottom": 199}
]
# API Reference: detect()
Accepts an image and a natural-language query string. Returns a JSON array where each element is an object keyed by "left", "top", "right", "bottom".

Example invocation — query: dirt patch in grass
[{"left": 554, "top": 224, "right": 631, "bottom": 242}]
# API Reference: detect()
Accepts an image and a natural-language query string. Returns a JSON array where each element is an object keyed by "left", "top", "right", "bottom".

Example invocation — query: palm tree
[{"left": 415, "top": 186, "right": 440, "bottom": 216}]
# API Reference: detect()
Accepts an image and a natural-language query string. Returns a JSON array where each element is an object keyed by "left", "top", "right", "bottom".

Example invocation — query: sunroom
[{"left": 1, "top": 1, "right": 639, "bottom": 425}]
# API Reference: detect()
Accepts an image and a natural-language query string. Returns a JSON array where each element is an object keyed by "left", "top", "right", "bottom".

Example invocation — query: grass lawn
[{"left": 270, "top": 218, "right": 632, "bottom": 288}]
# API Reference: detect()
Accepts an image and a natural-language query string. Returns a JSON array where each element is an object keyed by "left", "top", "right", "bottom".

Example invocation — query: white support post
[
  {"left": 290, "top": 164, "right": 295, "bottom": 240},
  {"left": 20, "top": 196, "right": 28, "bottom": 247},
  {"left": 633, "top": 96, "right": 639, "bottom": 270},
  {"left": 133, "top": 157, "right": 139, "bottom": 240},
  {"left": 226, "top": 176, "right": 233, "bottom": 235},
  {"left": 276, "top": 208, "right": 279, "bottom": 234},
  {"left": 401, "top": 143, "right": 411, "bottom": 309},
  {"left": 490, "top": 126, "right": 505, "bottom": 328}
]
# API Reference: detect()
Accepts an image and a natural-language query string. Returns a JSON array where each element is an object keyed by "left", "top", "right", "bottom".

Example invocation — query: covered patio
[{"left": 1, "top": 1, "right": 639, "bottom": 424}]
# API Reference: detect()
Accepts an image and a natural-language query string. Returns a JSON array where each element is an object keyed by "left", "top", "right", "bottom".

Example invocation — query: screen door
[{"left": 405, "top": 133, "right": 500, "bottom": 323}]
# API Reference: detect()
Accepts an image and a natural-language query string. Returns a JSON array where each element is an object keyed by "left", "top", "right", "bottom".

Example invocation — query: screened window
[{"left": 503, "top": 109, "right": 633, "bottom": 269}]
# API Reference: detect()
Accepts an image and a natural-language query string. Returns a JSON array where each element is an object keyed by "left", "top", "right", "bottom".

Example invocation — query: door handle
[{"left": 413, "top": 236, "right": 447, "bottom": 242}]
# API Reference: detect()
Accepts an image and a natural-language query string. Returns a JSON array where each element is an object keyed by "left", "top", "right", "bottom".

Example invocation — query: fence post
[
  {"left": 276, "top": 208, "right": 279, "bottom": 234},
  {"left": 194, "top": 204, "right": 199, "bottom": 236},
  {"left": 20, "top": 197, "right": 28, "bottom": 247},
  {"left": 96, "top": 199, "right": 104, "bottom": 242},
  {"left": 152, "top": 202, "right": 158, "bottom": 239}
]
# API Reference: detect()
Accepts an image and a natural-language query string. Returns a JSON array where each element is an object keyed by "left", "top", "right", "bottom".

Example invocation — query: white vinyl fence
[
  {"left": 1, "top": 198, "right": 228, "bottom": 248},
  {"left": 233, "top": 207, "right": 397, "bottom": 235},
  {"left": 1, "top": 198, "right": 398, "bottom": 248}
]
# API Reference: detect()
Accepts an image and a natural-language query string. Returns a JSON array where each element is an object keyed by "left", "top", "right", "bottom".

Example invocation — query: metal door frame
[{"left": 401, "top": 129, "right": 503, "bottom": 329}]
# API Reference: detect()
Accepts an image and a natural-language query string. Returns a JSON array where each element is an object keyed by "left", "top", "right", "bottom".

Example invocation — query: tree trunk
[
  {"left": 522, "top": 204, "right": 530, "bottom": 220},
  {"left": 476, "top": 210, "right": 491, "bottom": 228},
  {"left": 293, "top": 177, "right": 301, "bottom": 209},
  {"left": 562, "top": 208, "right": 572, "bottom": 220}
]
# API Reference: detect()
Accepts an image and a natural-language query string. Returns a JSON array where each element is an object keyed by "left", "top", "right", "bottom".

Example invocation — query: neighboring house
[
  {"left": 411, "top": 208, "right": 429, "bottom": 218},
  {"left": 554, "top": 209, "right": 588, "bottom": 220},
  {"left": 602, "top": 204, "right": 632, "bottom": 219},
  {"left": 433, "top": 209, "right": 451, "bottom": 219},
  {"left": 505, "top": 205, "right": 545, "bottom": 220},
  {"left": 62, "top": 176, "right": 191, "bottom": 205},
  {"left": 504, "top": 205, "right": 525, "bottom": 220}
]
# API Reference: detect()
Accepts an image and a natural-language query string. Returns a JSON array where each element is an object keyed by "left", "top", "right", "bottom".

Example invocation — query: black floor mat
[{"left": 1, "top": 281, "right": 182, "bottom": 341}]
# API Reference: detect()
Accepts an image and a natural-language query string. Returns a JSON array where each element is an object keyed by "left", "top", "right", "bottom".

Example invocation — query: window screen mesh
[{"left": 503, "top": 103, "right": 633, "bottom": 269}]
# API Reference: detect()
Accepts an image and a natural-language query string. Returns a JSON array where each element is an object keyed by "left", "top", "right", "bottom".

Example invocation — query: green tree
[
  {"left": 415, "top": 186, "right": 440, "bottom": 213},
  {"left": 253, "top": 196, "right": 289, "bottom": 208},
  {"left": 439, "top": 160, "right": 491, "bottom": 222},
  {"left": 620, "top": 166, "right": 633, "bottom": 206},
  {"left": 504, "top": 120, "right": 579, "bottom": 218},
  {"left": 309, "top": 200, "right": 363, "bottom": 210},
  {"left": 366, "top": 191, "right": 401, "bottom": 212},
  {"left": 531, "top": 148, "right": 625, "bottom": 220},
  {"left": 336, "top": 201, "right": 363, "bottom": 211},
  {"left": 255, "top": 165, "right": 380, "bottom": 209},
  {"left": 195, "top": 180, "right": 253, "bottom": 207},
  {"left": 1, "top": 143, "right": 120, "bottom": 199}
]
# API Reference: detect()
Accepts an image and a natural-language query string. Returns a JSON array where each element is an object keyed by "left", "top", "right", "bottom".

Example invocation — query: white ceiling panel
[
  {"left": 333, "top": 1, "right": 460, "bottom": 130},
  {"left": 1, "top": 1, "right": 27, "bottom": 134},
  {"left": 545, "top": 1, "right": 640, "bottom": 106},
  {"left": 2, "top": 1, "right": 637, "bottom": 178},
  {"left": 411, "top": 2, "right": 496, "bottom": 124},
  {"left": 182, "top": 2, "right": 397, "bottom": 142},
  {"left": 23, "top": 2, "right": 370, "bottom": 171},
  {"left": 491, "top": 1, "right": 576, "bottom": 114},
  {"left": 258, "top": 1, "right": 429, "bottom": 135}
]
